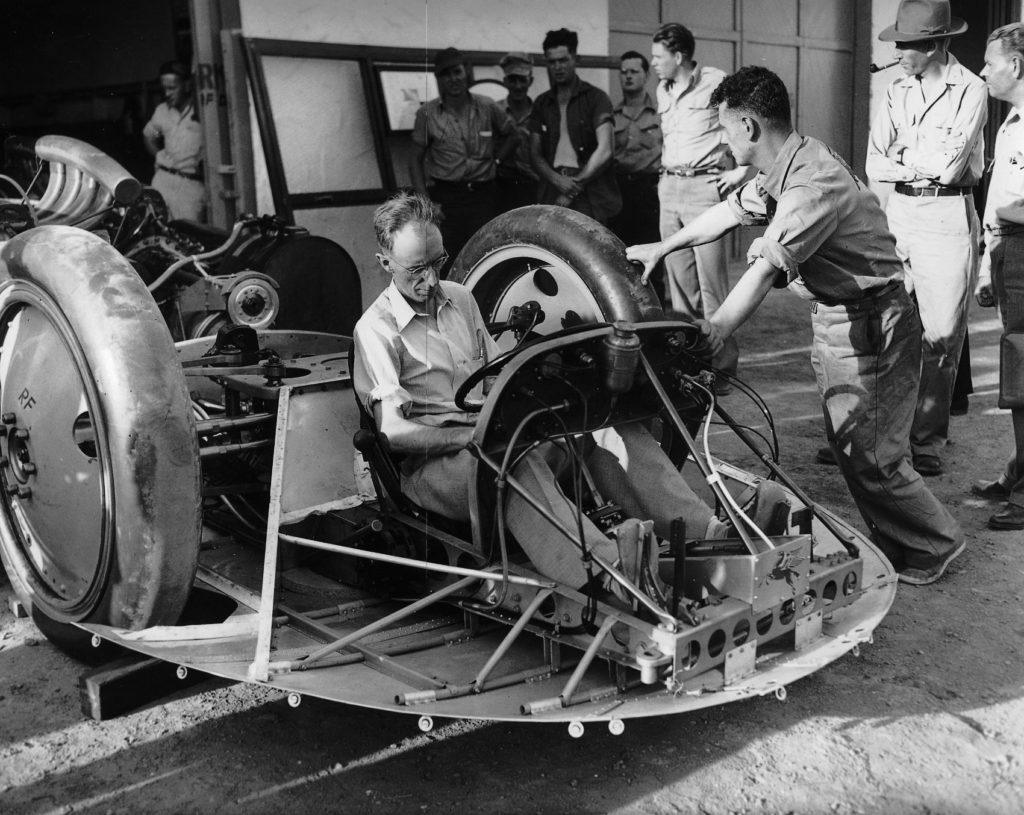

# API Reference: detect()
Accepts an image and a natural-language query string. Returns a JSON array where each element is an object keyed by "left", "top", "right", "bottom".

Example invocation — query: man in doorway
[
  {"left": 608, "top": 51, "right": 663, "bottom": 261},
  {"left": 529, "top": 28, "right": 621, "bottom": 225},
  {"left": 864, "top": 0, "right": 987, "bottom": 477},
  {"left": 495, "top": 52, "right": 539, "bottom": 213},
  {"left": 411, "top": 47, "right": 517, "bottom": 271},
  {"left": 143, "top": 60, "right": 205, "bottom": 222},
  {"left": 627, "top": 66, "right": 965, "bottom": 586},
  {"left": 353, "top": 190, "right": 786, "bottom": 595},
  {"left": 972, "top": 23, "right": 1024, "bottom": 530},
  {"left": 650, "top": 23, "right": 751, "bottom": 382}
]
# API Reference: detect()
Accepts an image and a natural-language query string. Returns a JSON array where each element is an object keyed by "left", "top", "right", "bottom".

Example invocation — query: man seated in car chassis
[{"left": 352, "top": 190, "right": 784, "bottom": 605}]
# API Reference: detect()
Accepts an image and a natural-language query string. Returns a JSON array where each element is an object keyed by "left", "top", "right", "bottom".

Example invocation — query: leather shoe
[
  {"left": 989, "top": 502, "right": 1024, "bottom": 531},
  {"left": 972, "top": 477, "right": 1012, "bottom": 501},
  {"left": 816, "top": 446, "right": 837, "bottom": 465},
  {"left": 949, "top": 396, "right": 968, "bottom": 416},
  {"left": 913, "top": 454, "right": 943, "bottom": 476},
  {"left": 725, "top": 480, "right": 791, "bottom": 537},
  {"left": 898, "top": 540, "right": 966, "bottom": 586}
]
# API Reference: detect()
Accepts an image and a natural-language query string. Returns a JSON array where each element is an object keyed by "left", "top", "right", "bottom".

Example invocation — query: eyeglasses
[{"left": 385, "top": 250, "right": 449, "bottom": 279}]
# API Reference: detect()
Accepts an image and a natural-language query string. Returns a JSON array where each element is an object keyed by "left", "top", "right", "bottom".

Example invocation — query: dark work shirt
[{"left": 529, "top": 77, "right": 621, "bottom": 220}]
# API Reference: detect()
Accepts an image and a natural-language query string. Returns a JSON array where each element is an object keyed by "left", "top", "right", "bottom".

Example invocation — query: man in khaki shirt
[
  {"left": 411, "top": 47, "right": 517, "bottom": 272},
  {"left": 608, "top": 51, "right": 662, "bottom": 251},
  {"left": 971, "top": 24, "right": 1024, "bottom": 530},
  {"left": 651, "top": 23, "right": 751, "bottom": 383},
  {"left": 865, "top": 0, "right": 986, "bottom": 477},
  {"left": 628, "top": 66, "right": 964, "bottom": 586}
]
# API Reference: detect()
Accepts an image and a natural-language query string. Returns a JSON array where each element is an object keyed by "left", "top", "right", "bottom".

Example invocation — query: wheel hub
[{"left": 0, "top": 287, "right": 112, "bottom": 619}]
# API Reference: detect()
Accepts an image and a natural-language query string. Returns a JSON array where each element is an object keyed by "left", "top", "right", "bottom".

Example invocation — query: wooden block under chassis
[{"left": 78, "top": 655, "right": 212, "bottom": 721}]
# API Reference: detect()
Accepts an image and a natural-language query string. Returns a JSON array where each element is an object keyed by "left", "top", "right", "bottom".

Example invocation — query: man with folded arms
[{"left": 864, "top": 0, "right": 987, "bottom": 477}]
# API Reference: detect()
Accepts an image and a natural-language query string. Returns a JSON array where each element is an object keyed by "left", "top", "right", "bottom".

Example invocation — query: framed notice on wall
[{"left": 377, "top": 68, "right": 438, "bottom": 132}]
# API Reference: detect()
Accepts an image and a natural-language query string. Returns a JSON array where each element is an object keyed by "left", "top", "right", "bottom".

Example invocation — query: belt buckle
[{"left": 681, "top": 167, "right": 696, "bottom": 177}]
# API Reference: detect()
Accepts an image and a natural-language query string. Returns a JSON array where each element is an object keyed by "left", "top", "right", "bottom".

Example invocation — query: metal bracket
[
  {"left": 795, "top": 610, "right": 823, "bottom": 650},
  {"left": 723, "top": 640, "right": 757, "bottom": 685}
]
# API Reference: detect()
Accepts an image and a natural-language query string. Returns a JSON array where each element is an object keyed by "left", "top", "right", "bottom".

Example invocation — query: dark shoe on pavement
[
  {"left": 988, "top": 502, "right": 1024, "bottom": 531},
  {"left": 912, "top": 453, "right": 943, "bottom": 477},
  {"left": 972, "top": 477, "right": 1012, "bottom": 501},
  {"left": 949, "top": 396, "right": 969, "bottom": 416},
  {"left": 898, "top": 540, "right": 966, "bottom": 586},
  {"left": 816, "top": 446, "right": 837, "bottom": 465}
]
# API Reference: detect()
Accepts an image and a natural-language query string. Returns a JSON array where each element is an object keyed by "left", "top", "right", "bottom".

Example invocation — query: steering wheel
[{"left": 454, "top": 322, "right": 610, "bottom": 411}]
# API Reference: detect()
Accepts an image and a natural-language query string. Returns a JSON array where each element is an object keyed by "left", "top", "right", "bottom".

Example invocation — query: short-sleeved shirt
[
  {"left": 865, "top": 54, "right": 987, "bottom": 187},
  {"left": 412, "top": 94, "right": 515, "bottom": 184},
  {"left": 353, "top": 281, "right": 499, "bottom": 428},
  {"left": 728, "top": 132, "right": 903, "bottom": 304},
  {"left": 984, "top": 107, "right": 1024, "bottom": 233},
  {"left": 657, "top": 65, "right": 730, "bottom": 171},
  {"left": 613, "top": 92, "right": 662, "bottom": 175},
  {"left": 143, "top": 102, "right": 202, "bottom": 174},
  {"left": 530, "top": 77, "right": 621, "bottom": 219}
]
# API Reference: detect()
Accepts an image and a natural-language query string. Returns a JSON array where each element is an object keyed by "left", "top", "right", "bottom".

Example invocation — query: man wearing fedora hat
[
  {"left": 865, "top": 0, "right": 987, "bottom": 478},
  {"left": 411, "top": 47, "right": 518, "bottom": 272}
]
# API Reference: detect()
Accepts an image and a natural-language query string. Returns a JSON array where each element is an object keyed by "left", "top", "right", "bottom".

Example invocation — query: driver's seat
[{"left": 347, "top": 341, "right": 474, "bottom": 539}]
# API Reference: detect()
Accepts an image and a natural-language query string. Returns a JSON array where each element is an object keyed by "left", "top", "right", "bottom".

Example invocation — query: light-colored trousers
[
  {"left": 811, "top": 285, "right": 963, "bottom": 571},
  {"left": 152, "top": 168, "right": 207, "bottom": 222},
  {"left": 886, "top": 192, "right": 979, "bottom": 457},
  {"left": 658, "top": 174, "right": 738, "bottom": 375},
  {"left": 403, "top": 422, "right": 714, "bottom": 588}
]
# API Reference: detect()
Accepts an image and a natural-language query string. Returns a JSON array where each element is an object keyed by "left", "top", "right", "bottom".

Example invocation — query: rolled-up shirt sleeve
[
  {"left": 353, "top": 322, "right": 413, "bottom": 417},
  {"left": 746, "top": 177, "right": 838, "bottom": 285}
]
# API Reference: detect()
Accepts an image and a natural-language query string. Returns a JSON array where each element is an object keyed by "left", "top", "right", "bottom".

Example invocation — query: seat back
[{"left": 347, "top": 342, "right": 419, "bottom": 516}]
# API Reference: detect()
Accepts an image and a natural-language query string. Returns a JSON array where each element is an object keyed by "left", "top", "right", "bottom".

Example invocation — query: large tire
[
  {"left": 0, "top": 226, "right": 201, "bottom": 631},
  {"left": 449, "top": 205, "right": 663, "bottom": 332}
]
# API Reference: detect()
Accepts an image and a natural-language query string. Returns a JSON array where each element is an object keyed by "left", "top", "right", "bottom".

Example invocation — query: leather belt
[
  {"left": 430, "top": 178, "right": 495, "bottom": 192},
  {"left": 157, "top": 164, "right": 202, "bottom": 182},
  {"left": 660, "top": 166, "right": 715, "bottom": 177},
  {"left": 812, "top": 281, "right": 901, "bottom": 312},
  {"left": 985, "top": 223, "right": 1024, "bottom": 237},
  {"left": 894, "top": 183, "right": 971, "bottom": 197}
]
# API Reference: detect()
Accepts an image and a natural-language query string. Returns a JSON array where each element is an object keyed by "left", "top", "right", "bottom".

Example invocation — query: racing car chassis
[{"left": 0, "top": 210, "right": 897, "bottom": 731}]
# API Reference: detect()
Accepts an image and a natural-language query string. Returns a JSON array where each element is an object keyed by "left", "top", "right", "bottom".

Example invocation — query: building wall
[{"left": 237, "top": 0, "right": 610, "bottom": 306}]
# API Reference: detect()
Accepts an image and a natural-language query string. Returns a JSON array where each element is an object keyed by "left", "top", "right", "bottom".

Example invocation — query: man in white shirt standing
[
  {"left": 650, "top": 23, "right": 750, "bottom": 383},
  {"left": 972, "top": 23, "right": 1024, "bottom": 530},
  {"left": 865, "top": 0, "right": 987, "bottom": 477},
  {"left": 143, "top": 61, "right": 205, "bottom": 222}
]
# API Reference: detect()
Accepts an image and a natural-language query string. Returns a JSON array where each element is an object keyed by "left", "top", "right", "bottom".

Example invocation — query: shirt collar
[
  {"left": 661, "top": 64, "right": 702, "bottom": 100},
  {"left": 615, "top": 91, "right": 656, "bottom": 115},
  {"left": 760, "top": 131, "right": 804, "bottom": 199},
  {"left": 385, "top": 281, "right": 454, "bottom": 330},
  {"left": 895, "top": 53, "right": 966, "bottom": 88}
]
